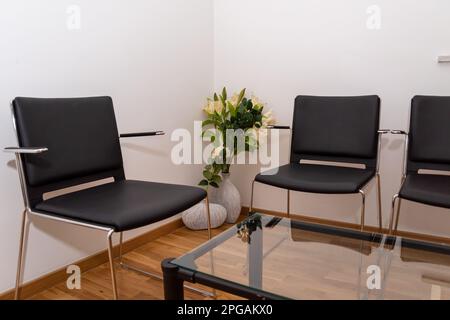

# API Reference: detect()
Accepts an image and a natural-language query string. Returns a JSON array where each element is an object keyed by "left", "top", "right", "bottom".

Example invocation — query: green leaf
[
  {"left": 237, "top": 88, "right": 246, "bottom": 105},
  {"left": 202, "top": 119, "right": 214, "bottom": 127},
  {"left": 211, "top": 175, "right": 222, "bottom": 184},
  {"left": 221, "top": 103, "right": 227, "bottom": 117},
  {"left": 202, "top": 129, "right": 215, "bottom": 138},
  {"left": 199, "top": 180, "right": 209, "bottom": 186},
  {"left": 252, "top": 104, "right": 261, "bottom": 112},
  {"left": 203, "top": 170, "right": 213, "bottom": 180},
  {"left": 227, "top": 101, "right": 236, "bottom": 117},
  {"left": 219, "top": 95, "right": 226, "bottom": 108},
  {"left": 209, "top": 182, "right": 220, "bottom": 188},
  {"left": 213, "top": 93, "right": 219, "bottom": 101},
  {"left": 213, "top": 163, "right": 222, "bottom": 174},
  {"left": 222, "top": 87, "right": 227, "bottom": 101}
]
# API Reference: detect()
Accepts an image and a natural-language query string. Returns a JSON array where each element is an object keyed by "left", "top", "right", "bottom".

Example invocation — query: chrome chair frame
[
  {"left": 5, "top": 104, "right": 212, "bottom": 300},
  {"left": 389, "top": 98, "right": 450, "bottom": 235},
  {"left": 388, "top": 103, "right": 450, "bottom": 234},
  {"left": 385, "top": 126, "right": 448, "bottom": 235},
  {"left": 250, "top": 130, "right": 389, "bottom": 231}
]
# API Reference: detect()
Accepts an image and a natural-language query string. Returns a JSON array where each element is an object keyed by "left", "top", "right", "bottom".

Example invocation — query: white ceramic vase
[
  {"left": 182, "top": 202, "right": 227, "bottom": 231},
  {"left": 209, "top": 173, "right": 241, "bottom": 223}
]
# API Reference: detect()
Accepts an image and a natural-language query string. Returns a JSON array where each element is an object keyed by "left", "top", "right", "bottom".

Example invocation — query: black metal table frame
[{"left": 161, "top": 258, "right": 286, "bottom": 300}]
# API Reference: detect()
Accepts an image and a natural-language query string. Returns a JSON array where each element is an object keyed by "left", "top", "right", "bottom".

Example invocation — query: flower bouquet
[{"left": 200, "top": 87, "right": 275, "bottom": 188}]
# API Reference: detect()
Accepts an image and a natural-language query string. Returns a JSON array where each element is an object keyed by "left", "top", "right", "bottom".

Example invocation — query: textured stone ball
[{"left": 182, "top": 202, "right": 227, "bottom": 231}]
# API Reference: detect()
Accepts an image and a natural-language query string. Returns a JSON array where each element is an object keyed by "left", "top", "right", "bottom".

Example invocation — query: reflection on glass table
[{"left": 162, "top": 214, "right": 450, "bottom": 300}]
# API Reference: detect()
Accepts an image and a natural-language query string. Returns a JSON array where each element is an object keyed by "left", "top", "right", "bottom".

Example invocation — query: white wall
[
  {"left": 2, "top": 0, "right": 450, "bottom": 295},
  {"left": 214, "top": 0, "right": 450, "bottom": 235},
  {"left": 0, "top": 0, "right": 213, "bottom": 293}
]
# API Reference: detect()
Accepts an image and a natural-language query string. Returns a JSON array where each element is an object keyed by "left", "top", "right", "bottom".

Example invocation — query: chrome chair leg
[
  {"left": 119, "top": 251, "right": 216, "bottom": 297},
  {"left": 359, "top": 190, "right": 366, "bottom": 231},
  {"left": 107, "top": 229, "right": 118, "bottom": 300},
  {"left": 376, "top": 173, "right": 383, "bottom": 229},
  {"left": 116, "top": 198, "right": 216, "bottom": 298},
  {"left": 117, "top": 231, "right": 166, "bottom": 282},
  {"left": 205, "top": 196, "right": 212, "bottom": 240},
  {"left": 118, "top": 232, "right": 123, "bottom": 265},
  {"left": 287, "top": 190, "right": 291, "bottom": 218},
  {"left": 394, "top": 198, "right": 402, "bottom": 233},
  {"left": 388, "top": 194, "right": 399, "bottom": 234},
  {"left": 14, "top": 210, "right": 28, "bottom": 300},
  {"left": 249, "top": 180, "right": 256, "bottom": 215}
]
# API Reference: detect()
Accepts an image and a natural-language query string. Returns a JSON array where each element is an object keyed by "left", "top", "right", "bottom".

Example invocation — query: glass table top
[{"left": 173, "top": 214, "right": 450, "bottom": 300}]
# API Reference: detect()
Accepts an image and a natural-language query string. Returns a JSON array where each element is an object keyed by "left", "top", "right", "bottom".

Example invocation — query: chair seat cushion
[
  {"left": 255, "top": 163, "right": 375, "bottom": 194},
  {"left": 35, "top": 180, "right": 207, "bottom": 231},
  {"left": 399, "top": 174, "right": 450, "bottom": 209}
]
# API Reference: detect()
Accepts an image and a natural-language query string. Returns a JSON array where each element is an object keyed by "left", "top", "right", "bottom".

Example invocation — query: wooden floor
[
  {"left": 27, "top": 215, "right": 450, "bottom": 300},
  {"left": 29, "top": 223, "right": 241, "bottom": 300}
]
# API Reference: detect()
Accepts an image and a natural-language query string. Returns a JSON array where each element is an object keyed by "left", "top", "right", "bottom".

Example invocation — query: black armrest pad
[
  {"left": 267, "top": 125, "right": 291, "bottom": 130},
  {"left": 391, "top": 130, "right": 408, "bottom": 135},
  {"left": 120, "top": 131, "right": 165, "bottom": 138}
]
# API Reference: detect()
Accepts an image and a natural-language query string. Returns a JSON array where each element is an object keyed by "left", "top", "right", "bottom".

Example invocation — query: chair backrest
[
  {"left": 407, "top": 96, "right": 450, "bottom": 173},
  {"left": 12, "top": 97, "right": 125, "bottom": 207},
  {"left": 290, "top": 95, "right": 381, "bottom": 169}
]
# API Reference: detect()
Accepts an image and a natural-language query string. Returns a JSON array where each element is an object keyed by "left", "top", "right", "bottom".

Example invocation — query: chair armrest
[
  {"left": 3, "top": 147, "right": 48, "bottom": 154},
  {"left": 391, "top": 130, "right": 408, "bottom": 135},
  {"left": 378, "top": 129, "right": 390, "bottom": 134},
  {"left": 119, "top": 131, "right": 165, "bottom": 138},
  {"left": 266, "top": 125, "right": 291, "bottom": 130}
]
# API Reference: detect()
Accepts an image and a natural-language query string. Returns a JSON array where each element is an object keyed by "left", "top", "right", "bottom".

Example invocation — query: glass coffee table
[{"left": 161, "top": 213, "right": 450, "bottom": 300}]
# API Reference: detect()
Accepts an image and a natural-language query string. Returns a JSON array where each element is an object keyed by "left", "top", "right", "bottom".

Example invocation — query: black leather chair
[
  {"left": 250, "top": 95, "right": 388, "bottom": 230},
  {"left": 389, "top": 96, "right": 450, "bottom": 234},
  {"left": 4, "top": 97, "right": 212, "bottom": 300}
]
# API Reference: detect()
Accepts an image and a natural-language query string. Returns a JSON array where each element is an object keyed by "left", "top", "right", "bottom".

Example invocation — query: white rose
[
  {"left": 262, "top": 110, "right": 276, "bottom": 126},
  {"left": 251, "top": 95, "right": 264, "bottom": 109},
  {"left": 211, "top": 146, "right": 224, "bottom": 158},
  {"left": 203, "top": 99, "right": 215, "bottom": 114},
  {"left": 229, "top": 93, "right": 240, "bottom": 106},
  {"left": 214, "top": 100, "right": 224, "bottom": 113}
]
